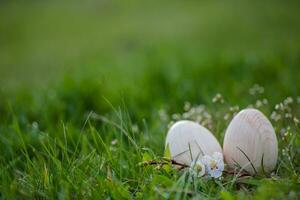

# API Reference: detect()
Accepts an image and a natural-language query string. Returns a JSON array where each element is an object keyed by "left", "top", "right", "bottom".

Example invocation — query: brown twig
[
  {"left": 140, "top": 158, "right": 189, "bottom": 169},
  {"left": 163, "top": 158, "right": 190, "bottom": 168}
]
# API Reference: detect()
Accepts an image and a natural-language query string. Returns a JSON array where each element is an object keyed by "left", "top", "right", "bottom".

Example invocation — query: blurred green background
[
  {"left": 1, "top": 0, "right": 300, "bottom": 126},
  {"left": 1, "top": 0, "right": 300, "bottom": 93},
  {"left": 1, "top": 1, "right": 300, "bottom": 134}
]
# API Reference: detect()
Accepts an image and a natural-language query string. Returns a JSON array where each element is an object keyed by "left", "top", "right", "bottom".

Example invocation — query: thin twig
[{"left": 141, "top": 158, "right": 189, "bottom": 168}]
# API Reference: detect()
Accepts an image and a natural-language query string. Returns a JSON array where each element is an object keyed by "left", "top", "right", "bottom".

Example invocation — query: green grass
[{"left": 1, "top": 0, "right": 300, "bottom": 199}]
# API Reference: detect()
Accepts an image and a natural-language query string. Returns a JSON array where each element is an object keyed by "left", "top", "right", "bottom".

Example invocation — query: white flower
[
  {"left": 189, "top": 152, "right": 225, "bottom": 179},
  {"left": 201, "top": 152, "right": 224, "bottom": 178},
  {"left": 189, "top": 160, "right": 206, "bottom": 177}
]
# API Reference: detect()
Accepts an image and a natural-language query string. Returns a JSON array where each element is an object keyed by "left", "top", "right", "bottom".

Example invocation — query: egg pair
[{"left": 165, "top": 108, "right": 278, "bottom": 175}]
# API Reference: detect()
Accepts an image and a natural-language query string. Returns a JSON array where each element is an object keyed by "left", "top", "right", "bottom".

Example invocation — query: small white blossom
[
  {"left": 201, "top": 152, "right": 224, "bottom": 178},
  {"left": 249, "top": 84, "right": 264, "bottom": 95},
  {"left": 294, "top": 117, "right": 299, "bottom": 124},
  {"left": 262, "top": 98, "right": 268, "bottom": 105},
  {"left": 255, "top": 100, "right": 263, "bottom": 108},
  {"left": 270, "top": 111, "right": 281, "bottom": 122},
  {"left": 224, "top": 113, "right": 231, "bottom": 120},
  {"left": 158, "top": 109, "right": 169, "bottom": 121},
  {"left": 212, "top": 93, "right": 224, "bottom": 104},
  {"left": 229, "top": 106, "right": 239, "bottom": 112},
  {"left": 184, "top": 101, "right": 191, "bottom": 111},
  {"left": 285, "top": 113, "right": 292, "bottom": 119},
  {"left": 111, "top": 139, "right": 118, "bottom": 145},
  {"left": 172, "top": 113, "right": 181, "bottom": 121},
  {"left": 131, "top": 124, "right": 139, "bottom": 133},
  {"left": 284, "top": 97, "right": 293, "bottom": 105},
  {"left": 275, "top": 103, "right": 285, "bottom": 111},
  {"left": 189, "top": 160, "right": 206, "bottom": 177}
]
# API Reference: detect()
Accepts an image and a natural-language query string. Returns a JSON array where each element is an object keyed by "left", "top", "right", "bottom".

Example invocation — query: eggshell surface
[
  {"left": 165, "top": 120, "right": 222, "bottom": 165},
  {"left": 223, "top": 109, "right": 278, "bottom": 174}
]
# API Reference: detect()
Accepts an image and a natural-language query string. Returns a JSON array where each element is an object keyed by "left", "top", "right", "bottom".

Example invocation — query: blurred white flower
[
  {"left": 132, "top": 124, "right": 139, "bottom": 133},
  {"left": 229, "top": 106, "right": 239, "bottom": 112},
  {"left": 172, "top": 113, "right": 181, "bottom": 121},
  {"left": 111, "top": 139, "right": 118, "bottom": 145},
  {"left": 255, "top": 100, "right": 263, "bottom": 108},
  {"left": 294, "top": 117, "right": 299, "bottom": 124},
  {"left": 249, "top": 84, "right": 264, "bottom": 95},
  {"left": 262, "top": 98, "right": 268, "bottom": 105},
  {"left": 270, "top": 111, "right": 281, "bottom": 122},
  {"left": 224, "top": 113, "right": 231, "bottom": 120},
  {"left": 284, "top": 97, "right": 293, "bottom": 105},
  {"left": 189, "top": 160, "right": 206, "bottom": 177},
  {"left": 201, "top": 152, "right": 224, "bottom": 178},
  {"left": 184, "top": 101, "right": 191, "bottom": 111},
  {"left": 158, "top": 109, "right": 169, "bottom": 121},
  {"left": 212, "top": 93, "right": 224, "bottom": 104}
]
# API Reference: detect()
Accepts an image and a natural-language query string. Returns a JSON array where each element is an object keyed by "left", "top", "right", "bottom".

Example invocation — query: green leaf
[
  {"left": 162, "top": 163, "right": 172, "bottom": 174},
  {"left": 220, "top": 191, "right": 235, "bottom": 200},
  {"left": 142, "top": 152, "right": 152, "bottom": 162},
  {"left": 153, "top": 175, "right": 173, "bottom": 187},
  {"left": 164, "top": 143, "right": 171, "bottom": 159},
  {"left": 106, "top": 180, "right": 131, "bottom": 200}
]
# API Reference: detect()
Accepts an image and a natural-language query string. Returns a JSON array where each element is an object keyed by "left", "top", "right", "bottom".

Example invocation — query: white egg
[
  {"left": 223, "top": 108, "right": 278, "bottom": 174},
  {"left": 165, "top": 120, "right": 222, "bottom": 165}
]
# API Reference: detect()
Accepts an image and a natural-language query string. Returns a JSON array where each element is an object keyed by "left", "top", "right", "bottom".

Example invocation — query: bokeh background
[{"left": 1, "top": 0, "right": 300, "bottom": 94}]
